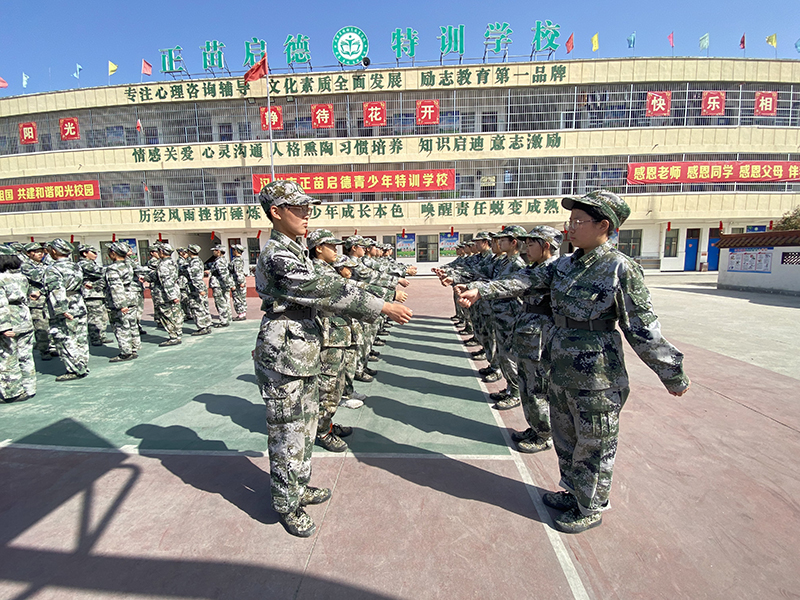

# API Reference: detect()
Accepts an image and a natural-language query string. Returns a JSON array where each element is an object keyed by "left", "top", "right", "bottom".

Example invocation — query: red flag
[
  {"left": 0, "top": 77, "right": 8, "bottom": 89},
  {"left": 141, "top": 59, "right": 152, "bottom": 76},
  {"left": 244, "top": 56, "right": 268, "bottom": 84},
  {"left": 136, "top": 119, "right": 142, "bottom": 132},
  {"left": 740, "top": 34, "right": 746, "bottom": 49},
  {"left": 668, "top": 32, "right": 675, "bottom": 48},
  {"left": 565, "top": 33, "right": 574, "bottom": 54}
]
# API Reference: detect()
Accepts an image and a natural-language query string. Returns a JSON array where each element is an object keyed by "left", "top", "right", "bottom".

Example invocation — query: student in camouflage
[
  {"left": 176, "top": 248, "right": 193, "bottom": 323},
  {"left": 0, "top": 246, "right": 36, "bottom": 402},
  {"left": 208, "top": 244, "right": 234, "bottom": 327},
  {"left": 104, "top": 242, "right": 142, "bottom": 362},
  {"left": 44, "top": 239, "right": 89, "bottom": 381},
  {"left": 253, "top": 180, "right": 413, "bottom": 538},
  {"left": 21, "top": 242, "right": 56, "bottom": 360},
  {"left": 229, "top": 244, "right": 248, "bottom": 320},
  {"left": 78, "top": 245, "right": 111, "bottom": 346},
  {"left": 459, "top": 190, "right": 690, "bottom": 534},
  {"left": 185, "top": 245, "right": 213, "bottom": 336},
  {"left": 128, "top": 249, "right": 147, "bottom": 335},
  {"left": 150, "top": 243, "right": 184, "bottom": 346},
  {"left": 333, "top": 256, "right": 368, "bottom": 408}
]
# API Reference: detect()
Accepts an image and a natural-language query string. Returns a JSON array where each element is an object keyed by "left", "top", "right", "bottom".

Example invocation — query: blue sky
[{"left": 1, "top": 0, "right": 798, "bottom": 95}]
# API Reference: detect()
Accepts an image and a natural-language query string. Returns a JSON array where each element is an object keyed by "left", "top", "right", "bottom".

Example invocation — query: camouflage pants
[
  {"left": 154, "top": 300, "right": 184, "bottom": 340},
  {"left": 474, "top": 307, "right": 498, "bottom": 369},
  {"left": 0, "top": 329, "right": 36, "bottom": 400},
  {"left": 133, "top": 290, "right": 144, "bottom": 325},
  {"left": 342, "top": 345, "right": 359, "bottom": 397},
  {"left": 187, "top": 293, "right": 213, "bottom": 330},
  {"left": 493, "top": 306, "right": 520, "bottom": 396},
  {"left": 232, "top": 285, "right": 248, "bottom": 316},
  {"left": 212, "top": 287, "right": 232, "bottom": 325},
  {"left": 180, "top": 292, "right": 192, "bottom": 321},
  {"left": 50, "top": 314, "right": 89, "bottom": 376},
  {"left": 548, "top": 383, "right": 629, "bottom": 515},
  {"left": 109, "top": 308, "right": 141, "bottom": 356},
  {"left": 256, "top": 366, "right": 319, "bottom": 514},
  {"left": 29, "top": 304, "right": 54, "bottom": 354},
  {"left": 517, "top": 356, "right": 550, "bottom": 437},
  {"left": 317, "top": 347, "right": 347, "bottom": 435},
  {"left": 85, "top": 298, "right": 109, "bottom": 344}
]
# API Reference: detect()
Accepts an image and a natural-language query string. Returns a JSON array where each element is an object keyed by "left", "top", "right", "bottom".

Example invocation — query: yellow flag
[
  {"left": 108, "top": 61, "right": 118, "bottom": 76},
  {"left": 766, "top": 34, "right": 777, "bottom": 48},
  {"left": 591, "top": 33, "right": 599, "bottom": 52}
]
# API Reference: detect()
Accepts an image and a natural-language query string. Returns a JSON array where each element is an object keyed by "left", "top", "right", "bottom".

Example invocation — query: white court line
[{"left": 458, "top": 327, "right": 591, "bottom": 600}]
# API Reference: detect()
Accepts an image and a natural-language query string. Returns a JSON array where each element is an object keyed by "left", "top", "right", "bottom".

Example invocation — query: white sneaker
[
  {"left": 339, "top": 397, "right": 364, "bottom": 409},
  {"left": 349, "top": 391, "right": 367, "bottom": 401}
]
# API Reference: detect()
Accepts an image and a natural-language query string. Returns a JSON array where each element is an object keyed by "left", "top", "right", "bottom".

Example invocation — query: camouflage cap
[
  {"left": 108, "top": 241, "right": 131, "bottom": 256},
  {"left": 176, "top": 247, "right": 187, "bottom": 253},
  {"left": 334, "top": 255, "right": 359, "bottom": 269},
  {"left": 0, "top": 244, "right": 15, "bottom": 256},
  {"left": 231, "top": 244, "right": 245, "bottom": 252},
  {"left": 9, "top": 242, "right": 25, "bottom": 252},
  {"left": 159, "top": 242, "right": 174, "bottom": 254},
  {"left": 526, "top": 225, "right": 564, "bottom": 249},
  {"left": 473, "top": 231, "right": 493, "bottom": 241},
  {"left": 562, "top": 190, "right": 631, "bottom": 230},
  {"left": 78, "top": 244, "right": 97, "bottom": 254},
  {"left": 258, "top": 180, "right": 321, "bottom": 211},
  {"left": 494, "top": 225, "right": 528, "bottom": 239},
  {"left": 211, "top": 244, "right": 226, "bottom": 252},
  {"left": 24, "top": 242, "right": 46, "bottom": 252},
  {"left": 49, "top": 238, "right": 74, "bottom": 255},
  {"left": 187, "top": 244, "right": 202, "bottom": 255},
  {"left": 148, "top": 244, "right": 161, "bottom": 253},
  {"left": 342, "top": 235, "right": 364, "bottom": 250},
  {"left": 307, "top": 229, "right": 344, "bottom": 249}
]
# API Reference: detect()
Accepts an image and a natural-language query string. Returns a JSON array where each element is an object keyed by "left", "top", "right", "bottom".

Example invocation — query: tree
[{"left": 774, "top": 206, "right": 800, "bottom": 231}]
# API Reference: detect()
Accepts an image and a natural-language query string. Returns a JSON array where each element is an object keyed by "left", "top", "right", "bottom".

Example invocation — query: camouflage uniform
[
  {"left": 254, "top": 184, "right": 385, "bottom": 518},
  {"left": 208, "top": 248, "right": 234, "bottom": 326},
  {"left": 20, "top": 244, "right": 55, "bottom": 357},
  {"left": 0, "top": 263, "right": 36, "bottom": 400},
  {"left": 185, "top": 247, "right": 213, "bottom": 332},
  {"left": 229, "top": 246, "right": 248, "bottom": 319},
  {"left": 104, "top": 243, "right": 141, "bottom": 357},
  {"left": 150, "top": 247, "right": 183, "bottom": 342},
  {"left": 130, "top": 258, "right": 147, "bottom": 332},
  {"left": 176, "top": 251, "right": 193, "bottom": 322},
  {"left": 44, "top": 241, "right": 89, "bottom": 377},
  {"left": 78, "top": 248, "right": 110, "bottom": 345},
  {"left": 471, "top": 192, "right": 689, "bottom": 520}
]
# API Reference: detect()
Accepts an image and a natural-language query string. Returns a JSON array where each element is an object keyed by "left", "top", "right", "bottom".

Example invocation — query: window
[
  {"left": 227, "top": 237, "right": 241, "bottom": 259},
  {"left": 125, "top": 127, "right": 138, "bottom": 146},
  {"left": 183, "top": 126, "right": 199, "bottom": 143},
  {"left": 238, "top": 121, "right": 252, "bottom": 140},
  {"left": 664, "top": 229, "right": 679, "bottom": 258},
  {"left": 138, "top": 240, "right": 151, "bottom": 266},
  {"left": 481, "top": 112, "right": 498, "bottom": 132},
  {"left": 144, "top": 127, "right": 159, "bottom": 145},
  {"left": 40, "top": 133, "right": 52, "bottom": 152},
  {"left": 149, "top": 185, "right": 165, "bottom": 206},
  {"left": 618, "top": 229, "right": 642, "bottom": 258},
  {"left": 223, "top": 182, "right": 238, "bottom": 204},
  {"left": 88, "top": 130, "right": 106, "bottom": 148},
  {"left": 461, "top": 112, "right": 476, "bottom": 133},
  {"left": 731, "top": 227, "right": 745, "bottom": 234},
  {"left": 219, "top": 123, "right": 233, "bottom": 141},
  {"left": 106, "top": 126, "right": 125, "bottom": 146},
  {"left": 417, "top": 234, "right": 439, "bottom": 262},
  {"left": 112, "top": 184, "right": 132, "bottom": 201},
  {"left": 247, "top": 237, "right": 261, "bottom": 269}
]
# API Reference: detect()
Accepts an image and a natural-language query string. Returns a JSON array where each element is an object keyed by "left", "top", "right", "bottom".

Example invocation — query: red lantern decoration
[
  {"left": 208, "top": 231, "right": 213, "bottom": 241},
  {"left": 256, "top": 229, "right": 262, "bottom": 239},
  {"left": 769, "top": 221, "right": 774, "bottom": 230},
  {"left": 70, "top": 235, "right": 74, "bottom": 243},
  {"left": 719, "top": 221, "right": 723, "bottom": 232},
  {"left": 667, "top": 221, "right": 671, "bottom": 232},
  {"left": 451, "top": 226, "right": 454, "bottom": 235},
  {"left": 112, "top": 233, "right": 116, "bottom": 242},
  {"left": 158, "top": 232, "right": 163, "bottom": 241},
  {"left": 30, "top": 236, "right": 34, "bottom": 242}
]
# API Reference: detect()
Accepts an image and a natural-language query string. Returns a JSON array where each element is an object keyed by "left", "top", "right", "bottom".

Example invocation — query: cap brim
[{"left": 561, "top": 196, "right": 580, "bottom": 211}]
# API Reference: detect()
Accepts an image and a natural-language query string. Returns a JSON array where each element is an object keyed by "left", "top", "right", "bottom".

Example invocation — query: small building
[{"left": 716, "top": 230, "right": 800, "bottom": 295}]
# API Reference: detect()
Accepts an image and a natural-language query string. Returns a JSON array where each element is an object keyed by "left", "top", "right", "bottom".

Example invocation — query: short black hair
[
  {"left": 572, "top": 202, "right": 612, "bottom": 234},
  {"left": 0, "top": 255, "right": 22, "bottom": 272}
]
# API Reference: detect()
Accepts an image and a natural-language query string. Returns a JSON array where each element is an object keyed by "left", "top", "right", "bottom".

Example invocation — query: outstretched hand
[{"left": 382, "top": 302, "right": 413, "bottom": 324}]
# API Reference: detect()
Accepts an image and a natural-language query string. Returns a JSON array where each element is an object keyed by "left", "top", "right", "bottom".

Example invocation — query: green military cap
[
  {"left": 25, "top": 242, "right": 46, "bottom": 252},
  {"left": 473, "top": 231, "right": 493, "bottom": 241},
  {"left": 176, "top": 247, "right": 187, "bottom": 253},
  {"left": 526, "top": 225, "right": 564, "bottom": 249},
  {"left": 333, "top": 255, "right": 359, "bottom": 269},
  {"left": 187, "top": 244, "right": 202, "bottom": 255},
  {"left": 159, "top": 242, "right": 174, "bottom": 254},
  {"left": 231, "top": 244, "right": 245, "bottom": 252},
  {"left": 108, "top": 241, "right": 131, "bottom": 256},
  {"left": 342, "top": 235, "right": 363, "bottom": 250},
  {"left": 49, "top": 238, "right": 74, "bottom": 255},
  {"left": 211, "top": 244, "right": 226, "bottom": 252},
  {"left": 258, "top": 180, "right": 321, "bottom": 212},
  {"left": 9, "top": 242, "right": 25, "bottom": 252},
  {"left": 78, "top": 244, "right": 97, "bottom": 254},
  {"left": 307, "top": 228, "right": 344, "bottom": 249},
  {"left": 495, "top": 225, "right": 528, "bottom": 239},
  {"left": 561, "top": 190, "right": 631, "bottom": 230},
  {"left": 0, "top": 244, "right": 15, "bottom": 256}
]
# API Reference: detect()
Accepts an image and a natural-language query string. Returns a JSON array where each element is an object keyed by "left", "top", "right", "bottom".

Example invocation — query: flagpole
[{"left": 265, "top": 49, "right": 275, "bottom": 181}]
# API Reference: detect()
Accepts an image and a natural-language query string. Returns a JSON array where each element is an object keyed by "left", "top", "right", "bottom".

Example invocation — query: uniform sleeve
[
  {"left": 615, "top": 262, "right": 690, "bottom": 393},
  {"left": 105, "top": 267, "right": 127, "bottom": 309},
  {"left": 0, "top": 286, "right": 11, "bottom": 333},
  {"left": 159, "top": 263, "right": 181, "bottom": 301},
  {"left": 44, "top": 266, "right": 68, "bottom": 317},
  {"left": 471, "top": 262, "right": 555, "bottom": 300}
]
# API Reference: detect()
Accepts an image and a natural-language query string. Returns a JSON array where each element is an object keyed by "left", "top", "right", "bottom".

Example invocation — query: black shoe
[
  {"left": 131, "top": 353, "right": 139, "bottom": 359},
  {"left": 138, "top": 327, "right": 146, "bottom": 335},
  {"left": 554, "top": 507, "right": 602, "bottom": 534},
  {"left": 354, "top": 372, "right": 374, "bottom": 383},
  {"left": 191, "top": 327, "right": 212, "bottom": 336},
  {"left": 470, "top": 353, "right": 487, "bottom": 361},
  {"left": 372, "top": 339, "right": 386, "bottom": 346},
  {"left": 212, "top": 322, "right": 229, "bottom": 328},
  {"left": 450, "top": 316, "right": 461, "bottom": 321},
  {"left": 363, "top": 367, "right": 377, "bottom": 376},
  {"left": 368, "top": 355, "right": 379, "bottom": 362},
  {"left": 369, "top": 350, "right": 381, "bottom": 357},
  {"left": 278, "top": 507, "right": 316, "bottom": 537},
  {"left": 55, "top": 372, "right": 87, "bottom": 382},
  {"left": 331, "top": 423, "right": 353, "bottom": 438},
  {"left": 494, "top": 396, "right": 521, "bottom": 410},
  {"left": 489, "top": 389, "right": 510, "bottom": 401},
  {"left": 510, "top": 428, "right": 534, "bottom": 443},
  {"left": 316, "top": 432, "right": 347, "bottom": 452},
  {"left": 5, "top": 392, "right": 30, "bottom": 403},
  {"left": 517, "top": 436, "right": 553, "bottom": 454},
  {"left": 542, "top": 490, "right": 579, "bottom": 511},
  {"left": 479, "top": 366, "right": 495, "bottom": 376},
  {"left": 464, "top": 339, "right": 480, "bottom": 347},
  {"left": 483, "top": 370, "right": 503, "bottom": 383},
  {"left": 109, "top": 354, "right": 135, "bottom": 363},
  {"left": 159, "top": 339, "right": 182, "bottom": 347},
  {"left": 300, "top": 486, "right": 331, "bottom": 506}
]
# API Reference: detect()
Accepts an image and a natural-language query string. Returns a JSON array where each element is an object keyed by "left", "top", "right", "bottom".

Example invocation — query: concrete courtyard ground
[{"left": 1, "top": 272, "right": 799, "bottom": 599}]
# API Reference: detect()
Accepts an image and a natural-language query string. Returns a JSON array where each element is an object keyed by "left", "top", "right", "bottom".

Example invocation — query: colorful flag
[
  {"left": 0, "top": 77, "right": 7, "bottom": 89},
  {"left": 22, "top": 73, "right": 29, "bottom": 88},
  {"left": 668, "top": 32, "right": 675, "bottom": 48},
  {"left": 766, "top": 34, "right": 777, "bottom": 48},
  {"left": 627, "top": 32, "right": 636, "bottom": 49},
  {"left": 699, "top": 33, "right": 710, "bottom": 51},
  {"left": 565, "top": 33, "right": 574, "bottom": 54},
  {"left": 795, "top": 38, "right": 800, "bottom": 53},
  {"left": 244, "top": 55, "right": 268, "bottom": 83},
  {"left": 136, "top": 119, "right": 142, "bottom": 132},
  {"left": 108, "top": 61, "right": 118, "bottom": 76},
  {"left": 740, "top": 34, "right": 746, "bottom": 49},
  {"left": 141, "top": 59, "right": 152, "bottom": 76},
  {"left": 73, "top": 64, "right": 82, "bottom": 79},
  {"left": 591, "top": 33, "right": 599, "bottom": 52}
]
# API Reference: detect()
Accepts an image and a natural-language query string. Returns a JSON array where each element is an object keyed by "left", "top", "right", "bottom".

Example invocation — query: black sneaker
[
  {"left": 55, "top": 372, "right": 87, "bottom": 382},
  {"left": 554, "top": 507, "right": 602, "bottom": 534},
  {"left": 517, "top": 436, "right": 553, "bottom": 454},
  {"left": 542, "top": 491, "right": 579, "bottom": 511},
  {"left": 363, "top": 367, "right": 378, "bottom": 376},
  {"left": 372, "top": 339, "right": 386, "bottom": 346},
  {"left": 483, "top": 370, "right": 503, "bottom": 383},
  {"left": 300, "top": 486, "right": 332, "bottom": 506},
  {"left": 489, "top": 389, "right": 510, "bottom": 401},
  {"left": 464, "top": 339, "right": 480, "bottom": 347},
  {"left": 494, "top": 396, "right": 521, "bottom": 410},
  {"left": 480, "top": 367, "right": 497, "bottom": 376},
  {"left": 159, "top": 339, "right": 182, "bottom": 347},
  {"left": 354, "top": 372, "right": 374, "bottom": 383},
  {"left": 331, "top": 423, "right": 353, "bottom": 438},
  {"left": 510, "top": 428, "right": 534, "bottom": 443},
  {"left": 109, "top": 354, "right": 134, "bottom": 363},
  {"left": 369, "top": 350, "right": 381, "bottom": 357},
  {"left": 278, "top": 507, "right": 316, "bottom": 537},
  {"left": 367, "top": 355, "right": 379, "bottom": 362},
  {"left": 191, "top": 327, "right": 212, "bottom": 336},
  {"left": 316, "top": 432, "right": 347, "bottom": 452},
  {"left": 470, "top": 353, "right": 487, "bottom": 361}
]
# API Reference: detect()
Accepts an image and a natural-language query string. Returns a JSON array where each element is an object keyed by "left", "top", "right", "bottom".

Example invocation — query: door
[
  {"left": 684, "top": 229, "right": 700, "bottom": 271},
  {"left": 707, "top": 228, "right": 720, "bottom": 271}
]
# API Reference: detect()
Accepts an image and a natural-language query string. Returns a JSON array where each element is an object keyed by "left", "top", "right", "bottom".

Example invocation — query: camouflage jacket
[
  {"left": 176, "top": 257, "right": 189, "bottom": 290},
  {"left": 185, "top": 257, "right": 207, "bottom": 295},
  {"left": 472, "top": 242, "right": 688, "bottom": 393},
  {"left": 151, "top": 258, "right": 181, "bottom": 304},
  {"left": 20, "top": 256, "right": 47, "bottom": 309},
  {"left": 229, "top": 256, "right": 247, "bottom": 286},
  {"left": 449, "top": 250, "right": 495, "bottom": 284},
  {"left": 488, "top": 254, "right": 525, "bottom": 329},
  {"left": 512, "top": 256, "right": 557, "bottom": 362},
  {"left": 44, "top": 257, "right": 86, "bottom": 319},
  {"left": 208, "top": 255, "right": 234, "bottom": 289},
  {"left": 254, "top": 230, "right": 384, "bottom": 377},
  {"left": 78, "top": 257, "right": 106, "bottom": 300},
  {"left": 0, "top": 271, "right": 33, "bottom": 334},
  {"left": 129, "top": 257, "right": 146, "bottom": 293},
  {"left": 348, "top": 256, "right": 398, "bottom": 289},
  {"left": 312, "top": 259, "right": 353, "bottom": 348},
  {"left": 104, "top": 260, "right": 135, "bottom": 310}
]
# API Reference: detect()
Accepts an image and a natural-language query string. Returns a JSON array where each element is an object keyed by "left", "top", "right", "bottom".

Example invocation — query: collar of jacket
[
  {"left": 571, "top": 241, "right": 614, "bottom": 269},
  {"left": 270, "top": 229, "right": 308, "bottom": 260}
]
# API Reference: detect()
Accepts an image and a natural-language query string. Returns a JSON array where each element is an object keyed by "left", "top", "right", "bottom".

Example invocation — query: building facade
[{"left": 1, "top": 57, "right": 799, "bottom": 271}]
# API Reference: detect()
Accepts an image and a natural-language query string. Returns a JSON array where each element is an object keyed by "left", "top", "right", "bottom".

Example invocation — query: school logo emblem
[{"left": 332, "top": 26, "right": 369, "bottom": 66}]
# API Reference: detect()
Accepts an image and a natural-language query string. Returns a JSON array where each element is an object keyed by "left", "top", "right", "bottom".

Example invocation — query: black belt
[
  {"left": 552, "top": 313, "right": 616, "bottom": 332},
  {"left": 525, "top": 304, "right": 552, "bottom": 317},
  {"left": 266, "top": 307, "right": 316, "bottom": 320}
]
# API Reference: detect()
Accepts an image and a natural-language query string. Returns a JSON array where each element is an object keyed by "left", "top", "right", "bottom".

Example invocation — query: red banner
[
  {"left": 19, "top": 122, "right": 37, "bottom": 145},
  {"left": 754, "top": 91, "right": 778, "bottom": 116},
  {"left": 363, "top": 101, "right": 386, "bottom": 127},
  {"left": 701, "top": 91, "right": 725, "bottom": 116},
  {"left": 0, "top": 180, "right": 101, "bottom": 204},
  {"left": 416, "top": 99, "right": 439, "bottom": 125},
  {"left": 252, "top": 169, "right": 455, "bottom": 195},
  {"left": 627, "top": 161, "right": 800, "bottom": 184},
  {"left": 59, "top": 117, "right": 80, "bottom": 141},
  {"left": 311, "top": 104, "right": 334, "bottom": 129},
  {"left": 646, "top": 91, "right": 671, "bottom": 117},
  {"left": 260, "top": 106, "right": 283, "bottom": 130}
]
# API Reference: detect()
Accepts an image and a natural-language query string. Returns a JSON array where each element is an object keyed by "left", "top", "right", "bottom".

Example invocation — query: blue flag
[
  {"left": 73, "top": 64, "right": 82, "bottom": 80},
  {"left": 795, "top": 38, "right": 800, "bottom": 53},
  {"left": 627, "top": 32, "right": 636, "bottom": 49}
]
